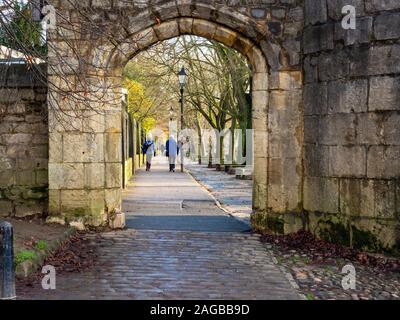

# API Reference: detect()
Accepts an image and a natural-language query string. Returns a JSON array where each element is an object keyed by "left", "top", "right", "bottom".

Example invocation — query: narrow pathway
[
  {"left": 186, "top": 163, "right": 253, "bottom": 226},
  {"left": 17, "top": 157, "right": 300, "bottom": 300}
]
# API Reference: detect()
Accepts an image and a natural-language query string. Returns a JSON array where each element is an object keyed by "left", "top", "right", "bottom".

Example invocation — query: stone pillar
[
  {"left": 47, "top": 75, "right": 123, "bottom": 227},
  {"left": 252, "top": 70, "right": 304, "bottom": 234}
]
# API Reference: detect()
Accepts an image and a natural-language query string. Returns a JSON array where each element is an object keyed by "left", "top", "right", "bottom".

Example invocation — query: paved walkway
[
  {"left": 18, "top": 158, "right": 300, "bottom": 300},
  {"left": 186, "top": 163, "right": 253, "bottom": 226}
]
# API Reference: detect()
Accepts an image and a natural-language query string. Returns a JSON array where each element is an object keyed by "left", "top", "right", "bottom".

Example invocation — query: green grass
[
  {"left": 306, "top": 292, "right": 315, "bottom": 300},
  {"left": 35, "top": 240, "right": 47, "bottom": 251},
  {"left": 15, "top": 250, "right": 37, "bottom": 265}
]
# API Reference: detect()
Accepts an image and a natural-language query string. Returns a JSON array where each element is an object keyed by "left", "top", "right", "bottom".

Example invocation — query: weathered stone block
[
  {"left": 367, "top": 146, "right": 400, "bottom": 178},
  {"left": 105, "top": 132, "right": 122, "bottom": 163},
  {"left": 0, "top": 200, "right": 13, "bottom": 217},
  {"left": 329, "top": 146, "right": 367, "bottom": 177},
  {"left": 247, "top": 47, "right": 267, "bottom": 74},
  {"left": 82, "top": 111, "right": 105, "bottom": 133},
  {"left": 351, "top": 45, "right": 400, "bottom": 76},
  {"left": 340, "top": 178, "right": 371, "bottom": 217},
  {"left": 63, "top": 133, "right": 104, "bottom": 163},
  {"left": 304, "top": 116, "right": 319, "bottom": 144},
  {"left": 328, "top": 79, "right": 368, "bottom": 114},
  {"left": 153, "top": 20, "right": 180, "bottom": 40},
  {"left": 374, "top": 12, "right": 400, "bottom": 40},
  {"left": 177, "top": 18, "right": 193, "bottom": 34},
  {"left": 0, "top": 170, "right": 15, "bottom": 187},
  {"left": 335, "top": 17, "right": 373, "bottom": 46},
  {"left": 318, "top": 51, "right": 349, "bottom": 81},
  {"left": 133, "top": 27, "right": 158, "bottom": 50},
  {"left": 60, "top": 189, "right": 105, "bottom": 225},
  {"left": 84, "top": 163, "right": 105, "bottom": 189},
  {"left": 369, "top": 76, "right": 400, "bottom": 111},
  {"left": 269, "top": 71, "right": 302, "bottom": 90},
  {"left": 268, "top": 90, "right": 302, "bottom": 129},
  {"left": 15, "top": 201, "right": 45, "bottom": 218},
  {"left": 105, "top": 188, "right": 122, "bottom": 212},
  {"left": 304, "top": 144, "right": 330, "bottom": 177},
  {"left": 253, "top": 130, "right": 268, "bottom": 156},
  {"left": 16, "top": 170, "right": 36, "bottom": 185},
  {"left": 105, "top": 111, "right": 121, "bottom": 133},
  {"left": 357, "top": 112, "right": 400, "bottom": 145},
  {"left": 48, "top": 189, "right": 60, "bottom": 215},
  {"left": 252, "top": 73, "right": 268, "bottom": 91},
  {"left": 303, "top": 83, "right": 328, "bottom": 115},
  {"left": 318, "top": 114, "right": 357, "bottom": 145},
  {"left": 304, "top": 177, "right": 339, "bottom": 213},
  {"left": 366, "top": 0, "right": 400, "bottom": 12},
  {"left": 303, "top": 56, "right": 319, "bottom": 83},
  {"left": 305, "top": 0, "right": 327, "bottom": 25},
  {"left": 109, "top": 211, "right": 126, "bottom": 229},
  {"left": 268, "top": 157, "right": 302, "bottom": 212},
  {"left": 303, "top": 24, "right": 334, "bottom": 54},
  {"left": 192, "top": 20, "right": 217, "bottom": 39},
  {"left": 340, "top": 179, "right": 396, "bottom": 219},
  {"left": 328, "top": 0, "right": 365, "bottom": 20},
  {"left": 1, "top": 133, "right": 33, "bottom": 145},
  {"left": 48, "top": 163, "right": 84, "bottom": 189},
  {"left": 49, "top": 132, "right": 63, "bottom": 163},
  {"left": 105, "top": 163, "right": 122, "bottom": 188}
]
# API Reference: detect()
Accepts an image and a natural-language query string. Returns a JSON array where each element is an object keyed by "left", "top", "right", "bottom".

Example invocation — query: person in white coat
[{"left": 166, "top": 135, "right": 179, "bottom": 172}]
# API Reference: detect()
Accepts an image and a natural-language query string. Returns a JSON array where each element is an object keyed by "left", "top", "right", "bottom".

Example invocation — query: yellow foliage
[{"left": 123, "top": 79, "right": 156, "bottom": 131}]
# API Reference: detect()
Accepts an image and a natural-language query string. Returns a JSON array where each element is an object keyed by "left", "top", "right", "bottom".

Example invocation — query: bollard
[{"left": 0, "top": 221, "right": 16, "bottom": 300}]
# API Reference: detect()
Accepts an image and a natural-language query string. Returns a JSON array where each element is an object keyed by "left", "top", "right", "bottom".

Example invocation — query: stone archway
[
  {"left": 107, "top": 18, "right": 271, "bottom": 216},
  {"left": 47, "top": 1, "right": 304, "bottom": 232}
]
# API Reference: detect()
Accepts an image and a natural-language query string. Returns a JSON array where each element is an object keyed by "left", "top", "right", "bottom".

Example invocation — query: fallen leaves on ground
[
  {"left": 261, "top": 231, "right": 400, "bottom": 272},
  {"left": 17, "top": 232, "right": 98, "bottom": 287}
]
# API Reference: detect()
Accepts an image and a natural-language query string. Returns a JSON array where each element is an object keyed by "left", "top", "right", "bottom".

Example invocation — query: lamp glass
[{"left": 178, "top": 67, "right": 187, "bottom": 87}]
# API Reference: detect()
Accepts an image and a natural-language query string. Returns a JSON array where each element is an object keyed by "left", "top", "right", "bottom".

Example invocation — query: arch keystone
[
  {"left": 213, "top": 26, "right": 237, "bottom": 48},
  {"left": 192, "top": 20, "right": 217, "bottom": 39},
  {"left": 178, "top": 18, "right": 194, "bottom": 34}
]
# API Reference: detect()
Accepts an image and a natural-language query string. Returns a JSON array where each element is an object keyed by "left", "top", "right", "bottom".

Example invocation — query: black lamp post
[{"left": 178, "top": 67, "right": 187, "bottom": 173}]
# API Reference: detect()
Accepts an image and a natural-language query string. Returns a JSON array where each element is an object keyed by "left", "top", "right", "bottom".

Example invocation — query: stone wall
[
  {"left": 46, "top": 0, "right": 304, "bottom": 229},
  {"left": 302, "top": 0, "right": 400, "bottom": 253},
  {"left": 4, "top": 0, "right": 396, "bottom": 253},
  {"left": 0, "top": 64, "right": 48, "bottom": 218}
]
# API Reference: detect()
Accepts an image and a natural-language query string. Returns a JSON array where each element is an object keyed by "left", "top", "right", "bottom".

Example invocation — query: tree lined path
[{"left": 18, "top": 158, "right": 300, "bottom": 300}]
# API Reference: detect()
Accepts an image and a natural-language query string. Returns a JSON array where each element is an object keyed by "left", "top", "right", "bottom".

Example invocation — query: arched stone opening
[
  {"left": 47, "top": 1, "right": 304, "bottom": 232},
  {"left": 107, "top": 18, "right": 270, "bottom": 216}
]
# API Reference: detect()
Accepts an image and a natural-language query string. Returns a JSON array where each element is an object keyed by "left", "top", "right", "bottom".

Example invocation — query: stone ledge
[{"left": 0, "top": 64, "right": 47, "bottom": 88}]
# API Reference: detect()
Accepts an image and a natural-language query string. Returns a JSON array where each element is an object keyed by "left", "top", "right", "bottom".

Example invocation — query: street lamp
[
  {"left": 178, "top": 67, "right": 187, "bottom": 173},
  {"left": 169, "top": 106, "right": 174, "bottom": 122}
]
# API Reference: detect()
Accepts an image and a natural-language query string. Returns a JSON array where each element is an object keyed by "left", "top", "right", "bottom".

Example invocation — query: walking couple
[{"left": 141, "top": 134, "right": 179, "bottom": 172}]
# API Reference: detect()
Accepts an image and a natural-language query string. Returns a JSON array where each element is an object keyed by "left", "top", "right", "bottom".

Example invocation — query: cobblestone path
[{"left": 18, "top": 158, "right": 300, "bottom": 300}]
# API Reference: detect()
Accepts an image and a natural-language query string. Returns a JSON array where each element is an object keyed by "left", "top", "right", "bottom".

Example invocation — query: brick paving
[{"left": 17, "top": 159, "right": 300, "bottom": 300}]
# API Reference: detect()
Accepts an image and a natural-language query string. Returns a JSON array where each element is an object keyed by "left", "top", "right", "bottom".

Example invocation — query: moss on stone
[
  {"left": 318, "top": 220, "right": 350, "bottom": 247},
  {"left": 250, "top": 211, "right": 285, "bottom": 234},
  {"left": 266, "top": 215, "right": 285, "bottom": 234}
]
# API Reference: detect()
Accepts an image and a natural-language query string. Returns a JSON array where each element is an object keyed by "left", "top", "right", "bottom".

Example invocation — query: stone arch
[
  {"left": 47, "top": 0, "right": 304, "bottom": 231},
  {"left": 103, "top": 18, "right": 270, "bottom": 215}
]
